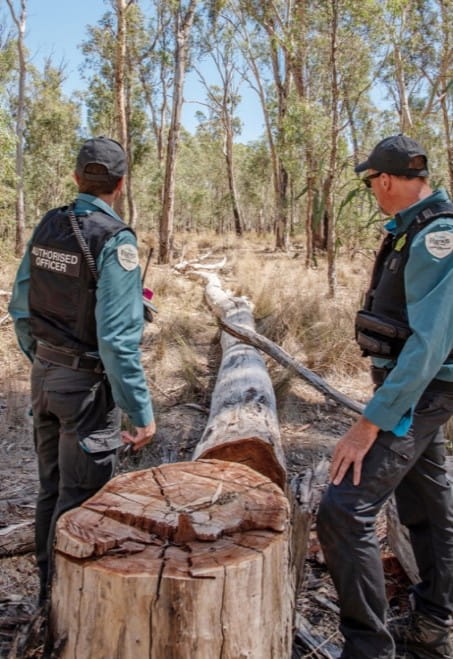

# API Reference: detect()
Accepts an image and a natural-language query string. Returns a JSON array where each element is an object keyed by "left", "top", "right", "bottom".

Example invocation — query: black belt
[{"left": 36, "top": 344, "right": 103, "bottom": 373}]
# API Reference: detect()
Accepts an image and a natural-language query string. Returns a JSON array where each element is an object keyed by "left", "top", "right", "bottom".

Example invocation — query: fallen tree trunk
[
  {"left": 192, "top": 274, "right": 287, "bottom": 490},
  {"left": 218, "top": 318, "right": 364, "bottom": 416},
  {"left": 51, "top": 460, "right": 293, "bottom": 658},
  {"left": 386, "top": 456, "right": 453, "bottom": 584}
]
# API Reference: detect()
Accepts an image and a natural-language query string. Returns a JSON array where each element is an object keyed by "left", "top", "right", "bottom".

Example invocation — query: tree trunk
[
  {"left": 159, "top": 0, "right": 198, "bottom": 264},
  {"left": 114, "top": 0, "right": 128, "bottom": 220},
  {"left": 51, "top": 460, "right": 293, "bottom": 658},
  {"left": 192, "top": 273, "right": 287, "bottom": 490},
  {"left": 6, "top": 0, "right": 26, "bottom": 257},
  {"left": 439, "top": 0, "right": 453, "bottom": 196},
  {"left": 305, "top": 170, "right": 315, "bottom": 268},
  {"left": 325, "top": 0, "right": 340, "bottom": 298},
  {"left": 394, "top": 43, "right": 413, "bottom": 134},
  {"left": 126, "top": 57, "right": 137, "bottom": 229},
  {"left": 224, "top": 121, "right": 243, "bottom": 236}
]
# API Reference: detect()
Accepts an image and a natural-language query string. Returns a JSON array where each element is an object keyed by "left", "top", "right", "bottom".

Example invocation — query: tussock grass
[{"left": 232, "top": 251, "right": 369, "bottom": 377}]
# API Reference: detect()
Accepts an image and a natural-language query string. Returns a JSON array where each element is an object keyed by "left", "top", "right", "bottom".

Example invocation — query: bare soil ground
[{"left": 0, "top": 244, "right": 432, "bottom": 658}]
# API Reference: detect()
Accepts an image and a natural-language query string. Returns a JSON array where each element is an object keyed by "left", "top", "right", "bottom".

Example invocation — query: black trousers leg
[
  {"left": 317, "top": 388, "right": 453, "bottom": 659},
  {"left": 31, "top": 358, "right": 120, "bottom": 584}
]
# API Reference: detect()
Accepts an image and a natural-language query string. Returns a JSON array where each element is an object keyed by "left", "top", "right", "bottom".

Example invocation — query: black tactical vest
[
  {"left": 356, "top": 201, "right": 453, "bottom": 359},
  {"left": 29, "top": 205, "right": 134, "bottom": 353}
]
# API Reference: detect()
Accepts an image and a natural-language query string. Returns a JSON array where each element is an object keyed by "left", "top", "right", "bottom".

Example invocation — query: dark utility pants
[
  {"left": 31, "top": 357, "right": 121, "bottom": 587},
  {"left": 317, "top": 385, "right": 453, "bottom": 659}
]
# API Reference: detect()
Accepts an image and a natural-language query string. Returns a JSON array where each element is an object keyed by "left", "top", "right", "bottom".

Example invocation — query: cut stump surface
[{"left": 52, "top": 459, "right": 293, "bottom": 659}]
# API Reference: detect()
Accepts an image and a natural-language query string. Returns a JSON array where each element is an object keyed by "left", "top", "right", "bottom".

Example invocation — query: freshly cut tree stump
[
  {"left": 51, "top": 459, "right": 292, "bottom": 659},
  {"left": 191, "top": 273, "right": 286, "bottom": 490}
]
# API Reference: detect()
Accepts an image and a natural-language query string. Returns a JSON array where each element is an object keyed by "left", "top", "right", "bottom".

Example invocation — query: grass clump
[{"left": 232, "top": 251, "right": 368, "bottom": 378}]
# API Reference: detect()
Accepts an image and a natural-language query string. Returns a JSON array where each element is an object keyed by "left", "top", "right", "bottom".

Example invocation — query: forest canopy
[{"left": 1, "top": 0, "right": 452, "bottom": 288}]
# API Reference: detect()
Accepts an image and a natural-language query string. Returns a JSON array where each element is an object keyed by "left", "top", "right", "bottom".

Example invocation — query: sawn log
[
  {"left": 192, "top": 273, "right": 287, "bottom": 490},
  {"left": 51, "top": 460, "right": 293, "bottom": 659},
  {"left": 218, "top": 317, "right": 364, "bottom": 416}
]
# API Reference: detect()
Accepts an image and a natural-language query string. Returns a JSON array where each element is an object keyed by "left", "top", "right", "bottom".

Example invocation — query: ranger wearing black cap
[
  {"left": 9, "top": 136, "right": 156, "bottom": 604},
  {"left": 317, "top": 135, "right": 453, "bottom": 658}
]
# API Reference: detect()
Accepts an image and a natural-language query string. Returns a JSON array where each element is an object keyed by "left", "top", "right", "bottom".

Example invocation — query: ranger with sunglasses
[{"left": 317, "top": 135, "right": 453, "bottom": 658}]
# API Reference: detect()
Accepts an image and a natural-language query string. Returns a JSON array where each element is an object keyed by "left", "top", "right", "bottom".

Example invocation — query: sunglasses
[{"left": 362, "top": 172, "right": 383, "bottom": 188}]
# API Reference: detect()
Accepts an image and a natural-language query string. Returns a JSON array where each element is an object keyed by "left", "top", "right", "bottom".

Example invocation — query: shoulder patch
[
  {"left": 424, "top": 231, "right": 453, "bottom": 259},
  {"left": 117, "top": 244, "right": 139, "bottom": 271}
]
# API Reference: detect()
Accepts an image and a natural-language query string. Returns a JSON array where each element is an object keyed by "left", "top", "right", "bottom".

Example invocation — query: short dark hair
[{"left": 77, "top": 163, "right": 122, "bottom": 196}]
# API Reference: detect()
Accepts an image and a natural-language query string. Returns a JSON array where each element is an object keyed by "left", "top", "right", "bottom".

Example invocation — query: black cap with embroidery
[
  {"left": 76, "top": 136, "right": 127, "bottom": 180},
  {"left": 355, "top": 134, "right": 428, "bottom": 177}
]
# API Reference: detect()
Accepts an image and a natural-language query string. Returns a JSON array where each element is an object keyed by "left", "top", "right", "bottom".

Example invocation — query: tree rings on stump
[{"left": 51, "top": 459, "right": 292, "bottom": 659}]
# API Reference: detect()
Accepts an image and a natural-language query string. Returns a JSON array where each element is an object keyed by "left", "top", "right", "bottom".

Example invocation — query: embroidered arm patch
[
  {"left": 117, "top": 244, "right": 139, "bottom": 271},
  {"left": 424, "top": 231, "right": 453, "bottom": 259}
]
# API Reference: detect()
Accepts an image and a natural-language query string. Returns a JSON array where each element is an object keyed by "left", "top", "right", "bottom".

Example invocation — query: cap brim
[{"left": 354, "top": 160, "right": 370, "bottom": 174}]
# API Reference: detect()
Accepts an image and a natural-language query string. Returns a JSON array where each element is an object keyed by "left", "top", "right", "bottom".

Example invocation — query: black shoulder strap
[
  {"left": 67, "top": 204, "right": 98, "bottom": 282},
  {"left": 413, "top": 201, "right": 453, "bottom": 227}
]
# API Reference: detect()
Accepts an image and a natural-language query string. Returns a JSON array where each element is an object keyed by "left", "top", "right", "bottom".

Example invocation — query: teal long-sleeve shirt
[
  {"left": 364, "top": 188, "right": 453, "bottom": 432},
  {"left": 8, "top": 193, "right": 154, "bottom": 428}
]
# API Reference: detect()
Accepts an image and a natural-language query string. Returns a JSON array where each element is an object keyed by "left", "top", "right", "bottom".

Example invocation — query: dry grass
[
  {"left": 231, "top": 249, "right": 369, "bottom": 378},
  {"left": 2, "top": 233, "right": 451, "bottom": 452}
]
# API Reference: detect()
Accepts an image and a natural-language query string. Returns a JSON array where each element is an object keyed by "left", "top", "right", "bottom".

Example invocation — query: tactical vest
[
  {"left": 355, "top": 201, "right": 453, "bottom": 359},
  {"left": 29, "top": 205, "right": 133, "bottom": 354}
]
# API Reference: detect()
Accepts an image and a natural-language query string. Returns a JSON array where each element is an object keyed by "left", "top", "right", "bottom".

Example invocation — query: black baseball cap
[
  {"left": 76, "top": 136, "right": 127, "bottom": 180},
  {"left": 355, "top": 134, "right": 428, "bottom": 177}
]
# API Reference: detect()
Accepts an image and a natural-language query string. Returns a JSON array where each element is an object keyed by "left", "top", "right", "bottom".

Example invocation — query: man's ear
[
  {"left": 73, "top": 171, "right": 81, "bottom": 185},
  {"left": 114, "top": 177, "right": 125, "bottom": 196},
  {"left": 380, "top": 172, "right": 392, "bottom": 191}
]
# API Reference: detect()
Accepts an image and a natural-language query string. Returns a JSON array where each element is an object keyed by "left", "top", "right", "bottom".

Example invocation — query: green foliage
[
  {"left": 24, "top": 61, "right": 81, "bottom": 220},
  {"left": 1, "top": 0, "right": 451, "bottom": 255}
]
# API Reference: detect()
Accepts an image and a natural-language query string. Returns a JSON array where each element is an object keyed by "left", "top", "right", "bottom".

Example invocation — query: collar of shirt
[
  {"left": 74, "top": 193, "right": 124, "bottom": 224},
  {"left": 384, "top": 187, "right": 449, "bottom": 236}
]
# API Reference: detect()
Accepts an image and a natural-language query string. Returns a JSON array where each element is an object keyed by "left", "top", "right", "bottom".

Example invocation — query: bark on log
[
  {"left": 386, "top": 456, "right": 453, "bottom": 584},
  {"left": 218, "top": 318, "right": 364, "bottom": 416},
  {"left": 191, "top": 274, "right": 287, "bottom": 490},
  {"left": 0, "top": 520, "right": 34, "bottom": 557},
  {"left": 289, "top": 459, "right": 330, "bottom": 597},
  {"left": 51, "top": 460, "right": 293, "bottom": 659}
]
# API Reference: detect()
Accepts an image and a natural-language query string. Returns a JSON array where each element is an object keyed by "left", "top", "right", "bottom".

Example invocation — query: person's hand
[
  {"left": 330, "top": 416, "right": 380, "bottom": 486},
  {"left": 121, "top": 420, "right": 156, "bottom": 452}
]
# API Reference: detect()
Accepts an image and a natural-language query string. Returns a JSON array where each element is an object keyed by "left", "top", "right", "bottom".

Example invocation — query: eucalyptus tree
[
  {"left": 0, "top": 28, "right": 18, "bottom": 243},
  {"left": 81, "top": 2, "right": 151, "bottom": 228},
  {"left": 24, "top": 61, "right": 80, "bottom": 220},
  {"left": 233, "top": 10, "right": 280, "bottom": 234},
  {"left": 129, "top": 0, "right": 174, "bottom": 211},
  {"left": 414, "top": 0, "right": 453, "bottom": 194},
  {"left": 113, "top": 0, "right": 128, "bottom": 219},
  {"left": 194, "top": 13, "right": 245, "bottom": 236},
  {"left": 159, "top": 0, "right": 199, "bottom": 263},
  {"left": 374, "top": 0, "right": 452, "bottom": 192},
  {"left": 235, "top": 0, "right": 293, "bottom": 250},
  {"left": 5, "top": 0, "right": 26, "bottom": 255}
]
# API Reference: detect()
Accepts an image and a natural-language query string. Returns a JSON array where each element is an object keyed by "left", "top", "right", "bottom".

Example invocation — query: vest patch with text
[{"left": 31, "top": 244, "right": 81, "bottom": 277}]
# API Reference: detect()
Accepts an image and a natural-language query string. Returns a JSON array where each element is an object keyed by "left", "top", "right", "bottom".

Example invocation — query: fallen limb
[
  {"left": 0, "top": 520, "right": 34, "bottom": 557},
  {"left": 173, "top": 256, "right": 227, "bottom": 273},
  {"left": 293, "top": 613, "right": 341, "bottom": 658},
  {"left": 218, "top": 318, "right": 364, "bottom": 415}
]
